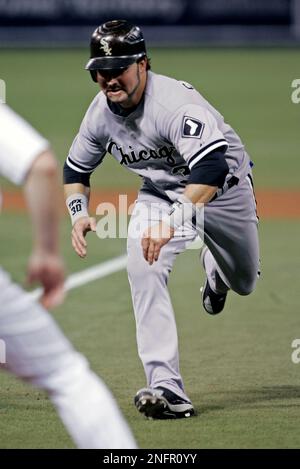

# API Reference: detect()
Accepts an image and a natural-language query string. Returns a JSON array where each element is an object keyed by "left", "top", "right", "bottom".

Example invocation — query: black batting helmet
[{"left": 85, "top": 19, "right": 147, "bottom": 82}]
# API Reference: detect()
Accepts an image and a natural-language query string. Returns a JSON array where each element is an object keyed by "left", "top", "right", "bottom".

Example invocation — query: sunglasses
[{"left": 95, "top": 67, "right": 130, "bottom": 80}]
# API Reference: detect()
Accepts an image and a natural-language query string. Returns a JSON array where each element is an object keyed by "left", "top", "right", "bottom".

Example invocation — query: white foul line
[
  {"left": 28, "top": 254, "right": 127, "bottom": 301},
  {"left": 65, "top": 254, "right": 127, "bottom": 291}
]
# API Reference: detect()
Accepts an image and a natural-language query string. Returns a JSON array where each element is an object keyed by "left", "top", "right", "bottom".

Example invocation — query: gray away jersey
[{"left": 66, "top": 71, "right": 251, "bottom": 201}]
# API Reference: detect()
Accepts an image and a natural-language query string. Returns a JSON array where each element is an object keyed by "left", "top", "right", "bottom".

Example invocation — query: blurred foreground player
[{"left": 0, "top": 104, "right": 136, "bottom": 449}]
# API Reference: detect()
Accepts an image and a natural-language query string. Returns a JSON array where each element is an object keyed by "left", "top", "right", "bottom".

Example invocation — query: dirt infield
[{"left": 1, "top": 189, "right": 300, "bottom": 219}]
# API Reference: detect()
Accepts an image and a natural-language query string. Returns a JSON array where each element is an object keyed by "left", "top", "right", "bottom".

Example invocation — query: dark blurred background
[{"left": 0, "top": 0, "right": 300, "bottom": 47}]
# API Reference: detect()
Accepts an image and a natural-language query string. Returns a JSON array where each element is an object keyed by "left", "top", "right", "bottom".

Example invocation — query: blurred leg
[{"left": 0, "top": 268, "right": 136, "bottom": 449}]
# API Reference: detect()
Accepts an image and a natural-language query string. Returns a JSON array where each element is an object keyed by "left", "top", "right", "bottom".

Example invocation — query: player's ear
[{"left": 137, "top": 58, "right": 147, "bottom": 73}]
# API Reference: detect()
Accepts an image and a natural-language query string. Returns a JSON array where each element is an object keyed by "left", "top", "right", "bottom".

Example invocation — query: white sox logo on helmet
[{"left": 100, "top": 38, "right": 112, "bottom": 56}]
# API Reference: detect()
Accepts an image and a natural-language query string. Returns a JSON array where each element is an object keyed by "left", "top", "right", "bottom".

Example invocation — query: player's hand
[
  {"left": 142, "top": 222, "right": 174, "bottom": 265},
  {"left": 26, "top": 251, "right": 65, "bottom": 309},
  {"left": 72, "top": 216, "right": 97, "bottom": 258}
]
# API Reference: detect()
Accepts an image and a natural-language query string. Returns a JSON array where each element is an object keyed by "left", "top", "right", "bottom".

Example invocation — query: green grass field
[
  {"left": 0, "top": 48, "right": 300, "bottom": 448},
  {"left": 0, "top": 215, "right": 300, "bottom": 448}
]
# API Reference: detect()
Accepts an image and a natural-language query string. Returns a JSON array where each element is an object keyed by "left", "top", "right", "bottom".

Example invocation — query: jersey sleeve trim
[
  {"left": 188, "top": 139, "right": 228, "bottom": 170},
  {"left": 66, "top": 156, "right": 101, "bottom": 174}
]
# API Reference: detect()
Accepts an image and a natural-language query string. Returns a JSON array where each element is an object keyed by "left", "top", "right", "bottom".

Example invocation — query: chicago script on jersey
[{"left": 107, "top": 141, "right": 177, "bottom": 166}]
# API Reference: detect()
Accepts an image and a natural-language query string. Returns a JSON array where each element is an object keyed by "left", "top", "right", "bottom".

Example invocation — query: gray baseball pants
[{"left": 127, "top": 175, "right": 260, "bottom": 402}]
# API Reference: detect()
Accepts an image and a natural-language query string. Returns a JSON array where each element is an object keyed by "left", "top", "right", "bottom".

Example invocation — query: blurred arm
[{"left": 24, "top": 150, "right": 65, "bottom": 308}]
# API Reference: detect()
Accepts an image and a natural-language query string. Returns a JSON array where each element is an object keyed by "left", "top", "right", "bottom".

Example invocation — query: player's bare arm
[
  {"left": 64, "top": 182, "right": 96, "bottom": 258},
  {"left": 142, "top": 184, "right": 217, "bottom": 265},
  {"left": 183, "top": 183, "right": 218, "bottom": 205},
  {"left": 25, "top": 150, "right": 65, "bottom": 308}
]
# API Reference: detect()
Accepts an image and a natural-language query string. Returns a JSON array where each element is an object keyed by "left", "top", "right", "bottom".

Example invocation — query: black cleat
[
  {"left": 200, "top": 278, "right": 227, "bottom": 315},
  {"left": 134, "top": 387, "right": 195, "bottom": 420}
]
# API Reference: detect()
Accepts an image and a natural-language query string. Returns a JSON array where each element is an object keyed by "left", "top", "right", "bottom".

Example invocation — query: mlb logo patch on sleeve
[{"left": 182, "top": 116, "right": 205, "bottom": 139}]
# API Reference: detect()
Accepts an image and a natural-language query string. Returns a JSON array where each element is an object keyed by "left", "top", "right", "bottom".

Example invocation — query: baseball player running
[
  {"left": 64, "top": 20, "right": 260, "bottom": 420},
  {"left": 0, "top": 104, "right": 136, "bottom": 448}
]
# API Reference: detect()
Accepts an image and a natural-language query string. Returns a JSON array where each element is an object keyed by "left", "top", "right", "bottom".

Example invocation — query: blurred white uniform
[{"left": 0, "top": 105, "right": 136, "bottom": 449}]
